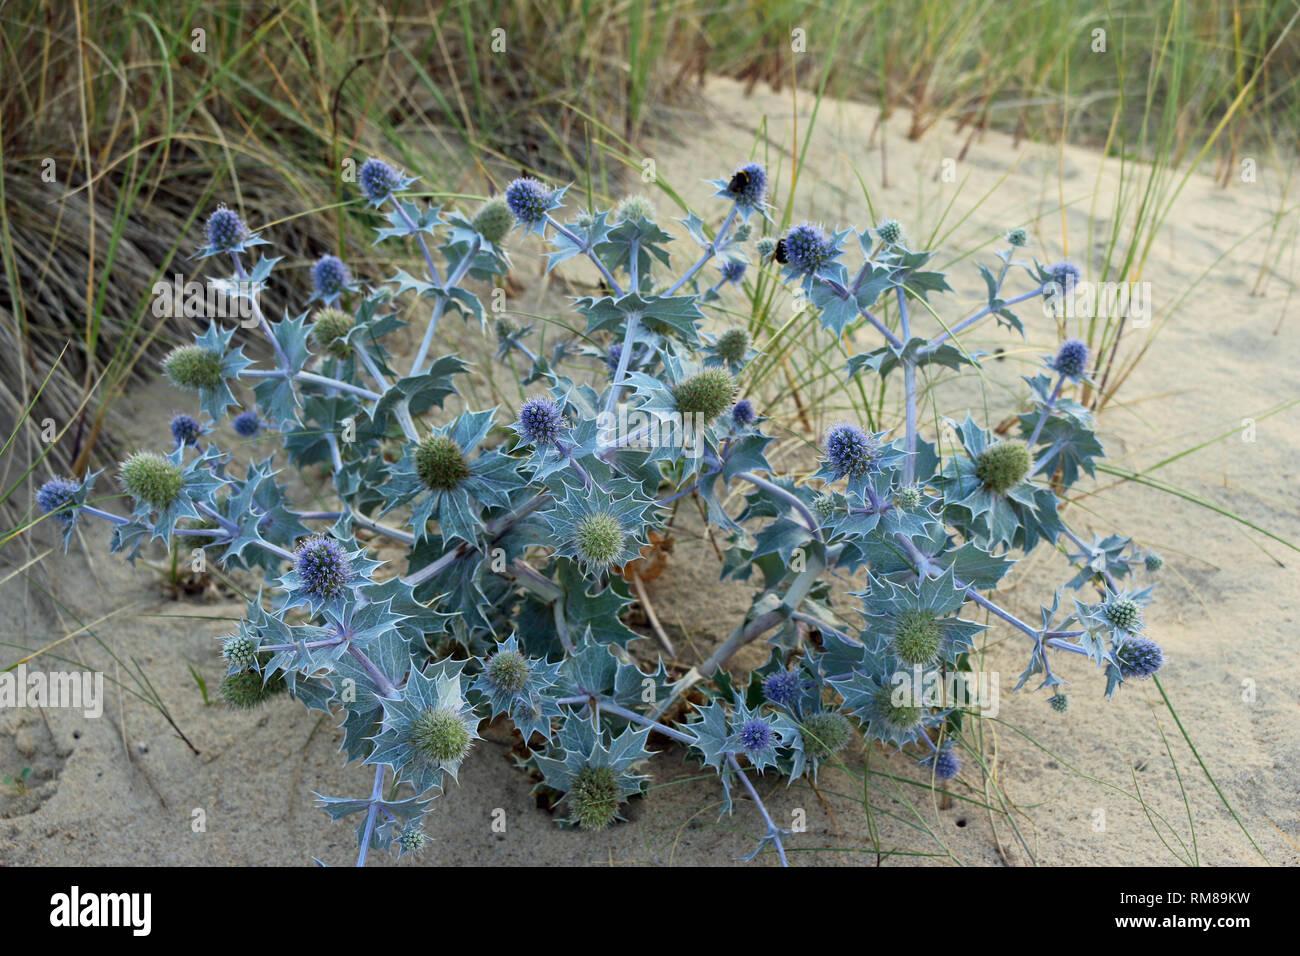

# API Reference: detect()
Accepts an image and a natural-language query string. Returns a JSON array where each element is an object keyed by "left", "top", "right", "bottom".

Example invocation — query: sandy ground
[{"left": 3, "top": 76, "right": 1298, "bottom": 866}]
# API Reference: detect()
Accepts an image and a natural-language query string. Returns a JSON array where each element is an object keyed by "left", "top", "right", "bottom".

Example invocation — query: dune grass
[{"left": 4, "top": 1, "right": 1298, "bottom": 499}]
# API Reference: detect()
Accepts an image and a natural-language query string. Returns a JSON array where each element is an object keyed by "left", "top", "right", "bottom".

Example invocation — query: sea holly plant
[{"left": 34, "top": 157, "right": 1167, "bottom": 867}]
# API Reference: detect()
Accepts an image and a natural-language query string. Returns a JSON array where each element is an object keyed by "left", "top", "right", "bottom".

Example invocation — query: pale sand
[{"left": 3, "top": 76, "right": 1297, "bottom": 866}]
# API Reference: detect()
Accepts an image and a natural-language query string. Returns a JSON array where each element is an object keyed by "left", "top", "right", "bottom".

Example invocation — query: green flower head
[
  {"left": 119, "top": 452, "right": 184, "bottom": 509},
  {"left": 163, "top": 344, "right": 224, "bottom": 392},
  {"left": 310, "top": 307, "right": 354, "bottom": 359},
  {"left": 975, "top": 440, "right": 1032, "bottom": 494},
  {"left": 415, "top": 434, "right": 471, "bottom": 491},
  {"left": 672, "top": 368, "right": 736, "bottom": 421}
]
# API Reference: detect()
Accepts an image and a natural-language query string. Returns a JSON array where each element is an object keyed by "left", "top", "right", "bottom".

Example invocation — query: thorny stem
[
  {"left": 352, "top": 340, "right": 390, "bottom": 392},
  {"left": 591, "top": 698, "right": 696, "bottom": 746},
  {"left": 409, "top": 236, "right": 480, "bottom": 377},
  {"left": 408, "top": 298, "right": 449, "bottom": 379},
  {"left": 546, "top": 215, "right": 625, "bottom": 296},
  {"left": 655, "top": 546, "right": 826, "bottom": 719},
  {"left": 393, "top": 402, "right": 420, "bottom": 442},
  {"left": 1026, "top": 373, "right": 1065, "bottom": 451},
  {"left": 356, "top": 765, "right": 386, "bottom": 868},
  {"left": 789, "top": 610, "right": 855, "bottom": 643},
  {"left": 231, "top": 252, "right": 291, "bottom": 370},
  {"left": 347, "top": 644, "right": 401, "bottom": 698},
  {"left": 80, "top": 497, "right": 295, "bottom": 563},
  {"left": 399, "top": 493, "right": 553, "bottom": 589},
  {"left": 665, "top": 206, "right": 738, "bottom": 296},
  {"left": 894, "top": 531, "right": 1059, "bottom": 683},
  {"left": 859, "top": 305, "right": 905, "bottom": 349},
  {"left": 923, "top": 283, "right": 1046, "bottom": 352},
  {"left": 601, "top": 311, "right": 640, "bottom": 423},
  {"left": 552, "top": 599, "right": 574, "bottom": 654},
  {"left": 350, "top": 510, "right": 415, "bottom": 546},
  {"left": 897, "top": 287, "right": 918, "bottom": 484},
  {"left": 726, "top": 753, "right": 790, "bottom": 867},
  {"left": 242, "top": 368, "right": 383, "bottom": 402},
  {"left": 391, "top": 197, "right": 443, "bottom": 287},
  {"left": 734, "top": 470, "right": 823, "bottom": 542},
  {"left": 807, "top": 272, "right": 905, "bottom": 348},
  {"left": 81, "top": 505, "right": 129, "bottom": 525},
  {"left": 1060, "top": 524, "right": 1122, "bottom": 591}
]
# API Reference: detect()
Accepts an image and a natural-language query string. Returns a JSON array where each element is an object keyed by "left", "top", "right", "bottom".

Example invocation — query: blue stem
[
  {"left": 546, "top": 215, "right": 624, "bottom": 296},
  {"left": 1027, "top": 373, "right": 1065, "bottom": 450},
  {"left": 356, "top": 765, "right": 386, "bottom": 868},
  {"left": 924, "top": 284, "right": 1046, "bottom": 353},
  {"left": 666, "top": 205, "right": 738, "bottom": 295},
  {"left": 231, "top": 252, "right": 291, "bottom": 370},
  {"left": 897, "top": 287, "right": 918, "bottom": 484}
]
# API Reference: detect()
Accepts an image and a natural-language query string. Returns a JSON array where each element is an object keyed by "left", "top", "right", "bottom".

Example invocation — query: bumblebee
[
  {"left": 727, "top": 169, "right": 750, "bottom": 194},
  {"left": 774, "top": 237, "right": 789, "bottom": 264}
]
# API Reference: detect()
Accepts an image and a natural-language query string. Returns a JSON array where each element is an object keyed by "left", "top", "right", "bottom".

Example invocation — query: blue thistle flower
[
  {"left": 505, "top": 177, "right": 552, "bottom": 225},
  {"left": 359, "top": 158, "right": 403, "bottom": 204},
  {"left": 232, "top": 411, "right": 261, "bottom": 437},
  {"left": 732, "top": 399, "right": 755, "bottom": 426},
  {"left": 782, "top": 223, "right": 834, "bottom": 274},
  {"left": 169, "top": 413, "right": 202, "bottom": 447},
  {"left": 293, "top": 536, "right": 353, "bottom": 600},
  {"left": 1052, "top": 338, "right": 1089, "bottom": 379},
  {"left": 932, "top": 747, "right": 960, "bottom": 780},
  {"left": 312, "top": 255, "right": 350, "bottom": 301},
  {"left": 36, "top": 477, "right": 79, "bottom": 524},
  {"left": 823, "top": 423, "right": 879, "bottom": 479},
  {"left": 720, "top": 257, "right": 747, "bottom": 284},
  {"left": 724, "top": 162, "right": 767, "bottom": 208},
  {"left": 606, "top": 343, "right": 624, "bottom": 370},
  {"left": 1144, "top": 551, "right": 1164, "bottom": 573},
  {"left": 205, "top": 205, "right": 247, "bottom": 252},
  {"left": 762, "top": 670, "right": 799, "bottom": 707},
  {"left": 737, "top": 718, "right": 774, "bottom": 754},
  {"left": 1006, "top": 227, "right": 1028, "bottom": 247},
  {"left": 1116, "top": 637, "right": 1164, "bottom": 679},
  {"left": 518, "top": 397, "right": 563, "bottom": 445},
  {"left": 1049, "top": 260, "right": 1081, "bottom": 291}
]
